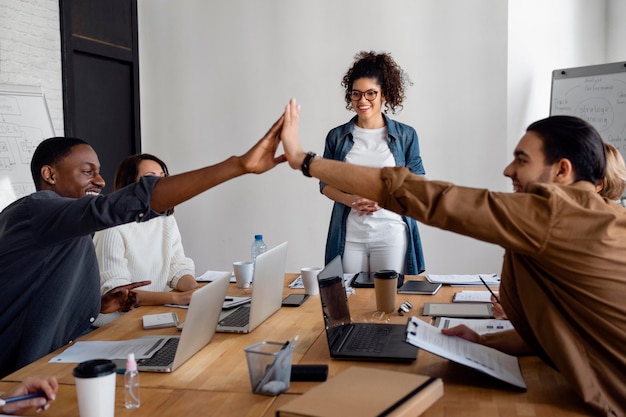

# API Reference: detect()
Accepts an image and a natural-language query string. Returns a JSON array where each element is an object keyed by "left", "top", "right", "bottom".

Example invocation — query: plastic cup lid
[{"left": 73, "top": 359, "right": 116, "bottom": 378}]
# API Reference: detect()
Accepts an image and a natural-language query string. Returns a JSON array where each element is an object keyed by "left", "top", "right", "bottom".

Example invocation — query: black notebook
[
  {"left": 350, "top": 271, "right": 405, "bottom": 288},
  {"left": 397, "top": 280, "right": 442, "bottom": 295}
]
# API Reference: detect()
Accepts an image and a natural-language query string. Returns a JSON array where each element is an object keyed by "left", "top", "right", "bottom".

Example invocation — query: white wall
[
  {"left": 607, "top": 0, "right": 626, "bottom": 61},
  {"left": 1, "top": 0, "right": 619, "bottom": 276},
  {"left": 137, "top": 0, "right": 510, "bottom": 274},
  {"left": 507, "top": 0, "right": 607, "bottom": 156}
]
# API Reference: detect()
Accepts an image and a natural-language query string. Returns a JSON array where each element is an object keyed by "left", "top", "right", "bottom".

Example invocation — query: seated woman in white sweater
[{"left": 92, "top": 154, "right": 200, "bottom": 327}]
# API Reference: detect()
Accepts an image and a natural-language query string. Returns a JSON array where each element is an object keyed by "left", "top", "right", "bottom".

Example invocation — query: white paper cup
[
  {"left": 300, "top": 267, "right": 322, "bottom": 295},
  {"left": 73, "top": 359, "right": 116, "bottom": 417},
  {"left": 233, "top": 261, "right": 254, "bottom": 288}
]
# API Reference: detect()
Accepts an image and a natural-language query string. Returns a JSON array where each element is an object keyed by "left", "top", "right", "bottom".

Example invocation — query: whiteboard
[
  {"left": 550, "top": 61, "right": 626, "bottom": 158},
  {"left": 0, "top": 84, "right": 55, "bottom": 211}
]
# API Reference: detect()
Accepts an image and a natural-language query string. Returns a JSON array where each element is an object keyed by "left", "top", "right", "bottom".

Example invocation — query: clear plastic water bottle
[
  {"left": 251, "top": 234, "right": 267, "bottom": 264},
  {"left": 125, "top": 352, "right": 140, "bottom": 409}
]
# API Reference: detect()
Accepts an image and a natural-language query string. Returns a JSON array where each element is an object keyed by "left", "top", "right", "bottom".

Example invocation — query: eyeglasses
[{"left": 349, "top": 89, "right": 379, "bottom": 101}]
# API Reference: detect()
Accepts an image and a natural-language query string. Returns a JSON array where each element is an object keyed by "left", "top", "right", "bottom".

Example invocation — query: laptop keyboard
[
  {"left": 218, "top": 306, "right": 250, "bottom": 328},
  {"left": 137, "top": 338, "right": 179, "bottom": 366},
  {"left": 346, "top": 325, "right": 392, "bottom": 353}
]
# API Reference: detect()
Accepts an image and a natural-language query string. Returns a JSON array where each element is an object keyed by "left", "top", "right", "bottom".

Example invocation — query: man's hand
[
  {"left": 239, "top": 112, "right": 287, "bottom": 174},
  {"left": 441, "top": 324, "right": 482, "bottom": 344},
  {"left": 491, "top": 295, "right": 508, "bottom": 319},
  {"left": 100, "top": 281, "right": 151, "bottom": 313}
]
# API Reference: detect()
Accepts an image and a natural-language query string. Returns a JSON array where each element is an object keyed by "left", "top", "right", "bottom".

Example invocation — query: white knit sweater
[{"left": 92, "top": 215, "right": 194, "bottom": 326}]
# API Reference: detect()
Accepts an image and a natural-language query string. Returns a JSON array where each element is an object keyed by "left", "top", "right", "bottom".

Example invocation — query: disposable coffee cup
[
  {"left": 73, "top": 359, "right": 116, "bottom": 417},
  {"left": 300, "top": 267, "right": 322, "bottom": 295},
  {"left": 233, "top": 261, "right": 254, "bottom": 288},
  {"left": 374, "top": 270, "right": 398, "bottom": 313}
]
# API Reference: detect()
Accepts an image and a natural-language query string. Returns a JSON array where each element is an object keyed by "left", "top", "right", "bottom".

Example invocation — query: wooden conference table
[{"left": 2, "top": 274, "right": 595, "bottom": 416}]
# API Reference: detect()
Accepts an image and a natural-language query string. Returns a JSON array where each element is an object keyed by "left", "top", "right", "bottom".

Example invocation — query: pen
[
  {"left": 224, "top": 298, "right": 234, "bottom": 301},
  {"left": 0, "top": 391, "right": 47, "bottom": 406},
  {"left": 478, "top": 275, "right": 500, "bottom": 304}
]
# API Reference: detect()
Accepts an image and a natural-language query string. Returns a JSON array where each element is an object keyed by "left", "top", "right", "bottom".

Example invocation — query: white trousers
[{"left": 342, "top": 231, "right": 407, "bottom": 275}]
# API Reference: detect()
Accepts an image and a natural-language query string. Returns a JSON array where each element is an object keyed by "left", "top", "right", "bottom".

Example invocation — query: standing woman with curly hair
[{"left": 320, "top": 51, "right": 426, "bottom": 275}]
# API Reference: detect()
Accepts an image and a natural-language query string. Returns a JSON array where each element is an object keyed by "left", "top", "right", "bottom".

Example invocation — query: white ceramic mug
[
  {"left": 233, "top": 261, "right": 254, "bottom": 288},
  {"left": 300, "top": 267, "right": 322, "bottom": 295}
]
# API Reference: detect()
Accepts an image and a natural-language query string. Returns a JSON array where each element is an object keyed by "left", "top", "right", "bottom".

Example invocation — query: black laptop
[{"left": 317, "top": 255, "right": 418, "bottom": 362}]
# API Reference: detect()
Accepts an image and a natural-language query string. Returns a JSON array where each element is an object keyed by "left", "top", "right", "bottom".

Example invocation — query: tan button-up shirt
[{"left": 379, "top": 167, "right": 626, "bottom": 417}]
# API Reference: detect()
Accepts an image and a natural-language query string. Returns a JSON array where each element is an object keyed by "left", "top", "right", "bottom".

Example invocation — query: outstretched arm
[
  {"left": 281, "top": 99, "right": 385, "bottom": 203},
  {"left": 149, "top": 112, "right": 287, "bottom": 213}
]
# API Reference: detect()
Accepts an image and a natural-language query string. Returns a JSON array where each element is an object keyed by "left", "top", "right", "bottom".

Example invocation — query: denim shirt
[{"left": 319, "top": 114, "right": 426, "bottom": 274}]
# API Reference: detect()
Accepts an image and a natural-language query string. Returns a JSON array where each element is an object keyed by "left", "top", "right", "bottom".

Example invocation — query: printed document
[
  {"left": 453, "top": 290, "right": 496, "bottom": 303},
  {"left": 434, "top": 317, "right": 514, "bottom": 334},
  {"left": 426, "top": 274, "right": 500, "bottom": 285},
  {"left": 289, "top": 273, "right": 356, "bottom": 294},
  {"left": 197, "top": 270, "right": 235, "bottom": 283},
  {"left": 405, "top": 317, "right": 526, "bottom": 389},
  {"left": 49, "top": 337, "right": 168, "bottom": 363}
]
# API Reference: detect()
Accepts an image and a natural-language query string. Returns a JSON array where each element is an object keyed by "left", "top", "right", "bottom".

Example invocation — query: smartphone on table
[{"left": 282, "top": 294, "right": 309, "bottom": 307}]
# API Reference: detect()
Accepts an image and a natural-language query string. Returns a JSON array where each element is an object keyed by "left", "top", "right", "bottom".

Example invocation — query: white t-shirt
[{"left": 344, "top": 126, "right": 406, "bottom": 242}]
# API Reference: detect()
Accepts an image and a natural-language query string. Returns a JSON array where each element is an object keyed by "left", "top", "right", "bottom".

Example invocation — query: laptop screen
[{"left": 317, "top": 256, "right": 352, "bottom": 348}]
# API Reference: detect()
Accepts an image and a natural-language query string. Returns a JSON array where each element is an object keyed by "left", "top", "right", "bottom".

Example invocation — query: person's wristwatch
[{"left": 301, "top": 152, "right": 316, "bottom": 177}]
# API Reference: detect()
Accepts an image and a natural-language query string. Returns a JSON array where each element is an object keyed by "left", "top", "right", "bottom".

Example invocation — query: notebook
[
  {"left": 217, "top": 241, "right": 288, "bottom": 333},
  {"left": 350, "top": 271, "right": 405, "bottom": 288},
  {"left": 133, "top": 272, "right": 230, "bottom": 372},
  {"left": 276, "top": 366, "right": 443, "bottom": 417},
  {"left": 317, "top": 255, "right": 418, "bottom": 362}
]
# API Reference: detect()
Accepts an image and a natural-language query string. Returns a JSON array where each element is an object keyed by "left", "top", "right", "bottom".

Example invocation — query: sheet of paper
[
  {"left": 426, "top": 274, "right": 500, "bottom": 285},
  {"left": 453, "top": 290, "right": 496, "bottom": 303},
  {"left": 222, "top": 296, "right": 251, "bottom": 309},
  {"left": 165, "top": 295, "right": 250, "bottom": 310},
  {"left": 48, "top": 337, "right": 169, "bottom": 363},
  {"left": 434, "top": 317, "right": 514, "bottom": 334},
  {"left": 196, "top": 270, "right": 235, "bottom": 283},
  {"left": 405, "top": 317, "right": 525, "bottom": 389},
  {"left": 289, "top": 273, "right": 355, "bottom": 294}
]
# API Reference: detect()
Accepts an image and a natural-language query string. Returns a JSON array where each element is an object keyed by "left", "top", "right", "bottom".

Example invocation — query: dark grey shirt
[{"left": 0, "top": 176, "right": 160, "bottom": 377}]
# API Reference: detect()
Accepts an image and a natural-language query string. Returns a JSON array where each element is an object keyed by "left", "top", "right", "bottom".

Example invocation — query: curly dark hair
[{"left": 341, "top": 51, "right": 412, "bottom": 114}]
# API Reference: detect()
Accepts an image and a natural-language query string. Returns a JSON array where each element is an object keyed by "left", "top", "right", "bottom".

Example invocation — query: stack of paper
[
  {"left": 196, "top": 270, "right": 235, "bottom": 283},
  {"left": 289, "top": 274, "right": 355, "bottom": 295},
  {"left": 453, "top": 290, "right": 495, "bottom": 303},
  {"left": 426, "top": 274, "right": 500, "bottom": 285},
  {"left": 433, "top": 317, "right": 514, "bottom": 334}
]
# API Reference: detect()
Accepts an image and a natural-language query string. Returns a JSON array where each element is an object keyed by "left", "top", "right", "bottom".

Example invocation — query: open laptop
[
  {"left": 317, "top": 255, "right": 418, "bottom": 362},
  {"left": 131, "top": 272, "right": 230, "bottom": 372},
  {"left": 217, "top": 241, "right": 288, "bottom": 333}
]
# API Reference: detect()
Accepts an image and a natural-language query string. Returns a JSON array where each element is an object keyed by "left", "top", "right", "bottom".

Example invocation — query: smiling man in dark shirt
[{"left": 0, "top": 106, "right": 288, "bottom": 377}]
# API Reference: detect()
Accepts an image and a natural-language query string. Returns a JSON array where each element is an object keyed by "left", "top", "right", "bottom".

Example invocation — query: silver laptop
[
  {"left": 217, "top": 241, "right": 288, "bottom": 333},
  {"left": 133, "top": 272, "right": 230, "bottom": 372}
]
